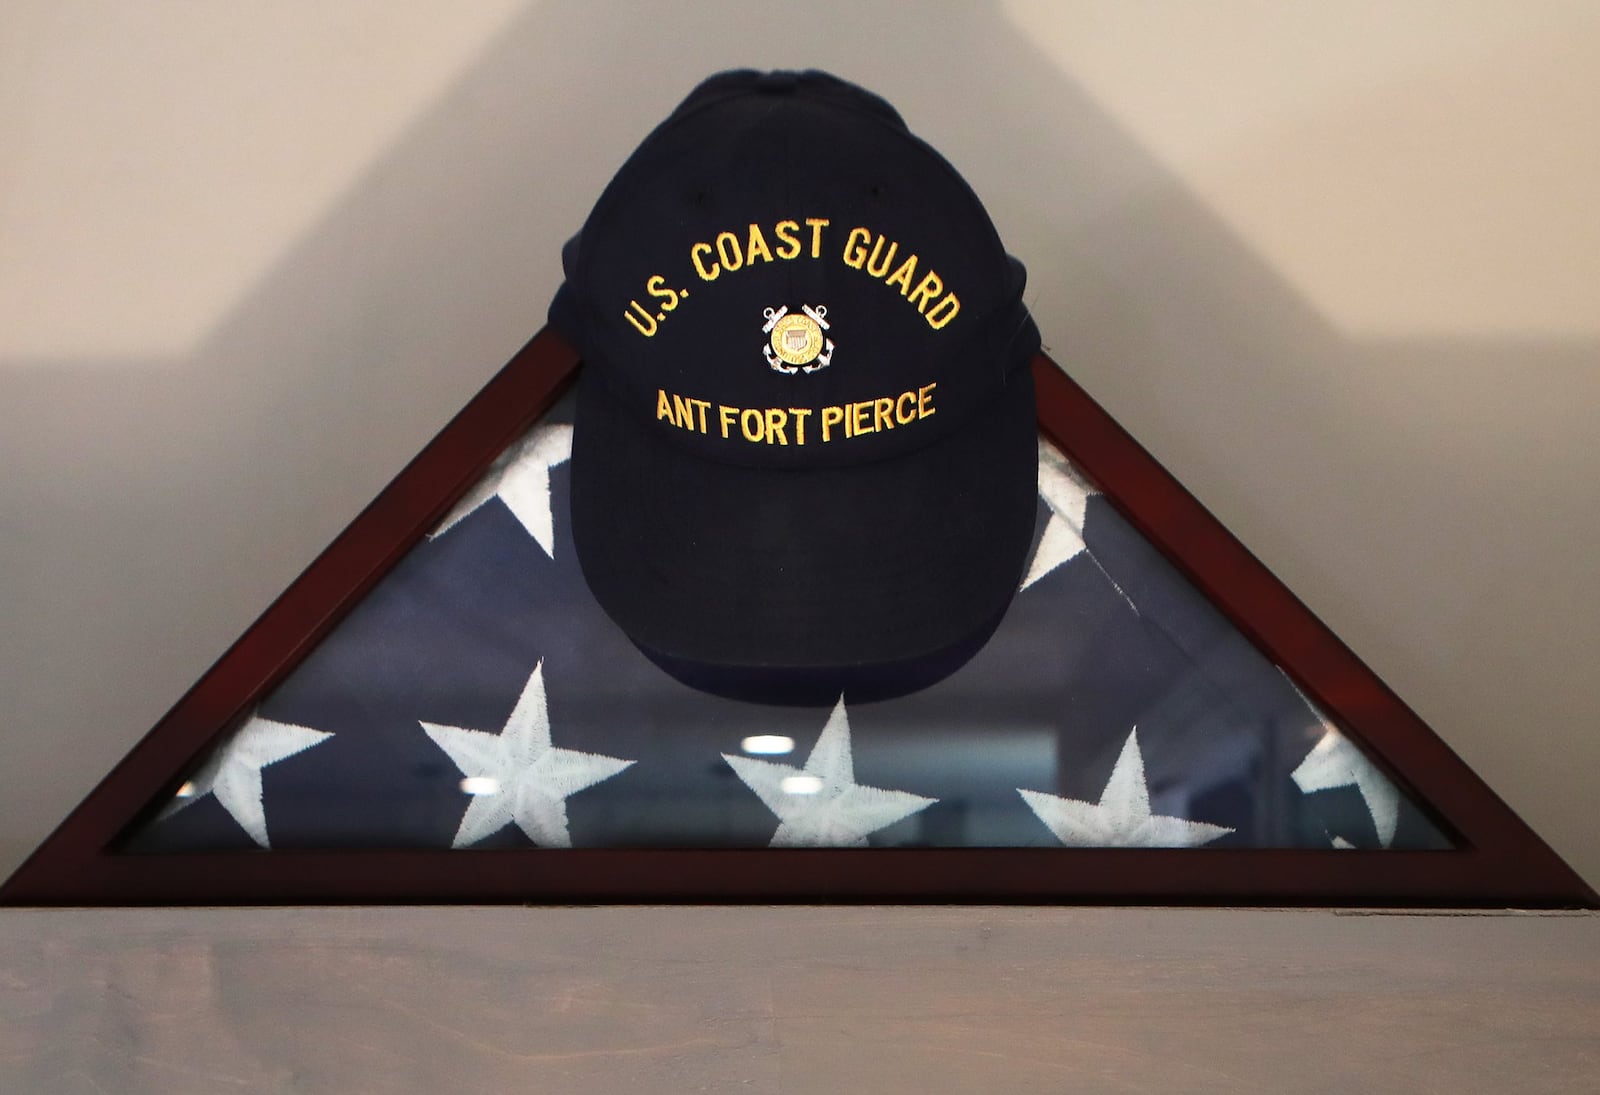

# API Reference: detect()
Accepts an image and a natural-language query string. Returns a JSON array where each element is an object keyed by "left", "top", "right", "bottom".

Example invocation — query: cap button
[{"left": 755, "top": 70, "right": 799, "bottom": 93}]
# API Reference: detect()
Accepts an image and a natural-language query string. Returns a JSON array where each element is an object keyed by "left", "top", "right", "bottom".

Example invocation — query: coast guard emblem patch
[{"left": 762, "top": 304, "right": 835, "bottom": 374}]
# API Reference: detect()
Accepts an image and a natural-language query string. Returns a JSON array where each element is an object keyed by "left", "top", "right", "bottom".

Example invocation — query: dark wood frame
[{"left": 3, "top": 328, "right": 1593, "bottom": 907}]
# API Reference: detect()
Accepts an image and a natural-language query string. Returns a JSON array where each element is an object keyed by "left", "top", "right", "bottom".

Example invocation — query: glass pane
[{"left": 125, "top": 396, "right": 1449, "bottom": 853}]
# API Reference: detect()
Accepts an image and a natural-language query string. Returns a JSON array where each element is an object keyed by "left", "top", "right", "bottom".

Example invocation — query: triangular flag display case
[{"left": 2, "top": 330, "right": 1593, "bottom": 907}]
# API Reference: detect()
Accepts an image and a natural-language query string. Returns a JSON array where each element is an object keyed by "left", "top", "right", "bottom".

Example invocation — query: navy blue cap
[{"left": 551, "top": 70, "right": 1039, "bottom": 701}]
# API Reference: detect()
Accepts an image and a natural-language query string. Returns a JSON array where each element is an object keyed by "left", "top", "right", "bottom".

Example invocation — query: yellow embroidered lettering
[
  {"left": 624, "top": 301, "right": 658, "bottom": 337},
  {"left": 672, "top": 393, "right": 696, "bottom": 430},
  {"left": 821, "top": 405, "right": 844, "bottom": 442},
  {"left": 873, "top": 398, "right": 894, "bottom": 432},
  {"left": 834, "top": 225, "right": 958, "bottom": 330},
  {"left": 715, "top": 231, "right": 743, "bottom": 273},
  {"left": 765, "top": 408, "right": 789, "bottom": 445},
  {"left": 895, "top": 391, "right": 917, "bottom": 425},
  {"left": 647, "top": 275, "right": 681, "bottom": 312},
  {"left": 925, "top": 292, "right": 960, "bottom": 330},
  {"left": 842, "top": 227, "right": 871, "bottom": 269},
  {"left": 745, "top": 223, "right": 773, "bottom": 266},
  {"left": 681, "top": 390, "right": 934, "bottom": 445},
  {"left": 865, "top": 235, "right": 898, "bottom": 278},
  {"left": 655, "top": 391, "right": 715, "bottom": 432},
  {"left": 884, "top": 255, "right": 918, "bottom": 296},
  {"left": 691, "top": 242, "right": 719, "bottom": 281},
  {"left": 806, "top": 217, "right": 830, "bottom": 258},
  {"left": 774, "top": 220, "right": 801, "bottom": 260},
  {"left": 740, "top": 408, "right": 765, "bottom": 443},
  {"left": 908, "top": 271, "right": 943, "bottom": 313}
]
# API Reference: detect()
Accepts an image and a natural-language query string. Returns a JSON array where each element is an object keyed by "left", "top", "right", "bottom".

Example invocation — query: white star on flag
[
  {"left": 723, "top": 696, "right": 936, "bottom": 847},
  {"left": 1292, "top": 727, "right": 1402, "bottom": 848},
  {"left": 160, "top": 713, "right": 333, "bottom": 847},
  {"left": 1020, "top": 438, "right": 1097, "bottom": 590},
  {"left": 421, "top": 661, "right": 633, "bottom": 848},
  {"left": 1019, "top": 728, "right": 1233, "bottom": 847},
  {"left": 430, "top": 422, "right": 573, "bottom": 556},
  {"left": 1282, "top": 674, "right": 1401, "bottom": 847}
]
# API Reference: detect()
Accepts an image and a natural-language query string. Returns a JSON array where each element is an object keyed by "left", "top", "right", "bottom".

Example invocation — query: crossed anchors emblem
[{"left": 762, "top": 303, "right": 835, "bottom": 374}]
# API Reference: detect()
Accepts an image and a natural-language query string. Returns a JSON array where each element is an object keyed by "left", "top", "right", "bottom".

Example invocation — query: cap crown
[{"left": 553, "top": 69, "right": 1037, "bottom": 469}]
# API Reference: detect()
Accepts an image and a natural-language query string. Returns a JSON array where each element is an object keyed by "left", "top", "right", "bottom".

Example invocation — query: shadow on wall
[{"left": 1, "top": 0, "right": 1595, "bottom": 882}]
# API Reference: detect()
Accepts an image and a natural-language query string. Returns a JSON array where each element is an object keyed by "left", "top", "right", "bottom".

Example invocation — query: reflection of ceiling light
[
  {"left": 741, "top": 735, "right": 795, "bottom": 756},
  {"left": 459, "top": 777, "right": 500, "bottom": 796},
  {"left": 175, "top": 781, "right": 197, "bottom": 798},
  {"left": 780, "top": 775, "right": 824, "bottom": 795}
]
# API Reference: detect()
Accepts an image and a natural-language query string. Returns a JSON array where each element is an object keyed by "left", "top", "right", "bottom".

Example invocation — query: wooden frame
[{"left": 3, "top": 328, "right": 1592, "bottom": 907}]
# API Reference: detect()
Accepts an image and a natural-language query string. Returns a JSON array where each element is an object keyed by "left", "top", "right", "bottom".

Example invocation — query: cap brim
[{"left": 570, "top": 366, "right": 1038, "bottom": 700}]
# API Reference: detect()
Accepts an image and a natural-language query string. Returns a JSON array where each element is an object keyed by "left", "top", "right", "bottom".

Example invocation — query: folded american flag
[{"left": 133, "top": 404, "right": 1447, "bottom": 855}]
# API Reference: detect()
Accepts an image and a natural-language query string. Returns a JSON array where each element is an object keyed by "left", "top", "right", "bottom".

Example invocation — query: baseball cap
[{"left": 550, "top": 69, "right": 1040, "bottom": 702}]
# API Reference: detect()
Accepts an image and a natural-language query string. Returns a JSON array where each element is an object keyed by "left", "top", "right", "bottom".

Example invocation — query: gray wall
[{"left": 3, "top": 1, "right": 1596, "bottom": 889}]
